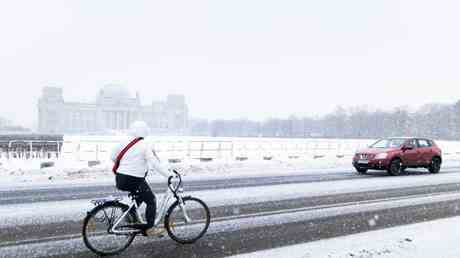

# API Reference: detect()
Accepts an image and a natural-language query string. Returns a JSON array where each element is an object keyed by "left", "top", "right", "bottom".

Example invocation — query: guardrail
[
  {"left": 58, "top": 139, "right": 376, "bottom": 162},
  {"left": 0, "top": 140, "right": 62, "bottom": 160}
]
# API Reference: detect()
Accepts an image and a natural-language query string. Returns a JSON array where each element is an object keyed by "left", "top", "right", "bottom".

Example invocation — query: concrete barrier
[
  {"left": 313, "top": 155, "right": 325, "bottom": 159},
  {"left": 88, "top": 160, "right": 101, "bottom": 167},
  {"left": 168, "top": 158, "right": 182, "bottom": 163},
  {"left": 40, "top": 161, "right": 55, "bottom": 169}
]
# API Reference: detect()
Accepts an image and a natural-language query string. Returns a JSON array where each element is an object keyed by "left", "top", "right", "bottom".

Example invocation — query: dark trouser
[{"left": 115, "top": 173, "right": 156, "bottom": 228}]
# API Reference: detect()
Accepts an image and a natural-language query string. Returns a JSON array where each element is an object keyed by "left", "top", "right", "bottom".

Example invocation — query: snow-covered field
[{"left": 228, "top": 216, "right": 460, "bottom": 258}]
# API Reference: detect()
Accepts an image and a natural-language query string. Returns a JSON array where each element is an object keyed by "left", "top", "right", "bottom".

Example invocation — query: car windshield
[{"left": 370, "top": 139, "right": 406, "bottom": 148}]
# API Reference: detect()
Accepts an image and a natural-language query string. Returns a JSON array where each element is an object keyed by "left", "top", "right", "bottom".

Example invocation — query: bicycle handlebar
[{"left": 167, "top": 169, "right": 182, "bottom": 195}]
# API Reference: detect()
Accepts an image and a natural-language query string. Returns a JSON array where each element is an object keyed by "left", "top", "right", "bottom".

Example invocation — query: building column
[
  {"left": 120, "top": 112, "right": 123, "bottom": 130},
  {"left": 119, "top": 112, "right": 123, "bottom": 130},
  {"left": 123, "top": 111, "right": 128, "bottom": 129},
  {"left": 113, "top": 112, "right": 117, "bottom": 129},
  {"left": 120, "top": 111, "right": 125, "bottom": 129},
  {"left": 110, "top": 112, "right": 115, "bottom": 129},
  {"left": 104, "top": 112, "right": 108, "bottom": 129},
  {"left": 115, "top": 111, "right": 119, "bottom": 130},
  {"left": 113, "top": 111, "right": 116, "bottom": 129},
  {"left": 106, "top": 112, "right": 110, "bottom": 129}
]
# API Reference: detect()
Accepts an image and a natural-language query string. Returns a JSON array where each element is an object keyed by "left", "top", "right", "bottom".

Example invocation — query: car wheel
[
  {"left": 388, "top": 158, "right": 402, "bottom": 176},
  {"left": 355, "top": 167, "right": 368, "bottom": 174},
  {"left": 429, "top": 157, "right": 441, "bottom": 174}
]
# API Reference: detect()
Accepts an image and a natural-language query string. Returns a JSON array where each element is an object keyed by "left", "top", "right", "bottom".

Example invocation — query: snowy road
[
  {"left": 0, "top": 169, "right": 360, "bottom": 205},
  {"left": 3, "top": 168, "right": 460, "bottom": 257},
  {"left": 3, "top": 166, "right": 460, "bottom": 205}
]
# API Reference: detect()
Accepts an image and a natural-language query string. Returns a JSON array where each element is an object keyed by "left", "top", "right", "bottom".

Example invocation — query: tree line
[{"left": 189, "top": 101, "right": 460, "bottom": 140}]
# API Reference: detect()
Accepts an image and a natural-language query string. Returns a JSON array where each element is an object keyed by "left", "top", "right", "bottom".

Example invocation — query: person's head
[{"left": 128, "top": 121, "right": 150, "bottom": 138}]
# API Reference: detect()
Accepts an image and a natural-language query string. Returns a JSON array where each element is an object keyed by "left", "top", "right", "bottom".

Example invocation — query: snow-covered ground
[
  {"left": 3, "top": 169, "right": 460, "bottom": 257},
  {"left": 2, "top": 136, "right": 460, "bottom": 257},
  {"left": 228, "top": 216, "right": 460, "bottom": 258},
  {"left": 4, "top": 170, "right": 460, "bottom": 227}
]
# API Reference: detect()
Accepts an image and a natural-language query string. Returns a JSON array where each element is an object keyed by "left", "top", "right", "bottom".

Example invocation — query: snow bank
[
  {"left": 1, "top": 154, "right": 460, "bottom": 189},
  {"left": 0, "top": 155, "right": 354, "bottom": 189},
  {"left": 228, "top": 216, "right": 460, "bottom": 258},
  {"left": 0, "top": 158, "right": 111, "bottom": 187}
]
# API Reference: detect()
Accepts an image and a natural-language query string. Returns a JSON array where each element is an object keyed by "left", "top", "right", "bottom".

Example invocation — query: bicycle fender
[
  {"left": 86, "top": 201, "right": 124, "bottom": 214},
  {"left": 90, "top": 196, "right": 122, "bottom": 206}
]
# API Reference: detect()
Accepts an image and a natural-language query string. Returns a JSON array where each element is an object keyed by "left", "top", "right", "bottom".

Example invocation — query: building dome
[{"left": 100, "top": 84, "right": 132, "bottom": 99}]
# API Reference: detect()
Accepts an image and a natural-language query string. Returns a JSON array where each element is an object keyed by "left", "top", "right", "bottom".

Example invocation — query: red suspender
[{"left": 112, "top": 137, "right": 143, "bottom": 174}]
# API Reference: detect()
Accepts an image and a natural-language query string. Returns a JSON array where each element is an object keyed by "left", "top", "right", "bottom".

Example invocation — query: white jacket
[{"left": 110, "top": 121, "right": 172, "bottom": 179}]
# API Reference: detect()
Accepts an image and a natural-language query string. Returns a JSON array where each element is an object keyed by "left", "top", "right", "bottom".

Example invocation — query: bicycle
[{"left": 82, "top": 170, "right": 211, "bottom": 256}]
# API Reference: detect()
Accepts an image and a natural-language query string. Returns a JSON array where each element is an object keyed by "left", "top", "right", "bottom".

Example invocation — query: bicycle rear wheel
[
  {"left": 82, "top": 202, "right": 137, "bottom": 256},
  {"left": 165, "top": 196, "right": 211, "bottom": 244}
]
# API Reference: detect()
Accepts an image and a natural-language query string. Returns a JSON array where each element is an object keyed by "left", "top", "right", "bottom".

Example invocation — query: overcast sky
[{"left": 1, "top": 0, "right": 460, "bottom": 128}]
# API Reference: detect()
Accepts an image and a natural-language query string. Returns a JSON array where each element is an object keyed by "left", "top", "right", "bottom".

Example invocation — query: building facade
[
  {"left": 38, "top": 86, "right": 188, "bottom": 134},
  {"left": 0, "top": 117, "right": 10, "bottom": 129}
]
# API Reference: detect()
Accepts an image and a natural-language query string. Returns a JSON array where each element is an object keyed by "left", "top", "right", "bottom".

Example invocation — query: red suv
[{"left": 353, "top": 137, "right": 442, "bottom": 176}]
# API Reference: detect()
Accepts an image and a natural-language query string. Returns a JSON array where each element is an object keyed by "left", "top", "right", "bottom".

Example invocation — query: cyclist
[{"left": 110, "top": 120, "right": 174, "bottom": 235}]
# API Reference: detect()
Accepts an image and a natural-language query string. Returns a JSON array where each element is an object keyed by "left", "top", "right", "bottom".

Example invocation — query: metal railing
[
  {"left": 2, "top": 138, "right": 460, "bottom": 162},
  {"left": 57, "top": 138, "right": 375, "bottom": 162},
  {"left": 0, "top": 140, "right": 62, "bottom": 160}
]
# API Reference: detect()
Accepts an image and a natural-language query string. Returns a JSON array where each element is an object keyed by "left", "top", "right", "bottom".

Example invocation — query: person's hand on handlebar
[
  {"left": 169, "top": 173, "right": 179, "bottom": 179},
  {"left": 168, "top": 173, "right": 180, "bottom": 184}
]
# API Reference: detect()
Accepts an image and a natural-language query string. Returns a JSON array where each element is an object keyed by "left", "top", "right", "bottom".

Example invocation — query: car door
[
  {"left": 401, "top": 139, "right": 420, "bottom": 166},
  {"left": 417, "top": 139, "right": 433, "bottom": 165}
]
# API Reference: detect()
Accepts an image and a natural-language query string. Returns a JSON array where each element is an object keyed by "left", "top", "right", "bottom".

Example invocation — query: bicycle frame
[{"left": 110, "top": 174, "right": 189, "bottom": 235}]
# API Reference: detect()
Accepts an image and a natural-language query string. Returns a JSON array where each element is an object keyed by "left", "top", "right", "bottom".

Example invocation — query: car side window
[
  {"left": 417, "top": 139, "right": 431, "bottom": 148},
  {"left": 406, "top": 139, "right": 418, "bottom": 148}
]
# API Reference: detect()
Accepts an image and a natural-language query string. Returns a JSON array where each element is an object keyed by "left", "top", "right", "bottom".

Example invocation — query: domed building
[{"left": 38, "top": 86, "right": 188, "bottom": 134}]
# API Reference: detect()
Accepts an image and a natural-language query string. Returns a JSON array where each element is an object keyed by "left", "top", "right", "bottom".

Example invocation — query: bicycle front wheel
[
  {"left": 82, "top": 202, "right": 137, "bottom": 256},
  {"left": 165, "top": 197, "right": 211, "bottom": 244}
]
